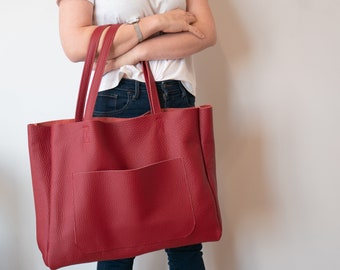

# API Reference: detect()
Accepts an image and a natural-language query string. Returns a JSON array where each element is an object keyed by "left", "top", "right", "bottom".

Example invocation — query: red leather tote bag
[{"left": 28, "top": 24, "right": 222, "bottom": 270}]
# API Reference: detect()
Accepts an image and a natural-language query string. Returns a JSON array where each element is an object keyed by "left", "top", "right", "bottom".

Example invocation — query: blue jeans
[
  {"left": 93, "top": 79, "right": 205, "bottom": 270},
  {"left": 93, "top": 78, "right": 195, "bottom": 118}
]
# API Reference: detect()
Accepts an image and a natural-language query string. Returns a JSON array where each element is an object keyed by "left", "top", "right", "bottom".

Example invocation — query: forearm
[
  {"left": 110, "top": 10, "right": 208, "bottom": 60},
  {"left": 109, "top": 26, "right": 215, "bottom": 71},
  {"left": 112, "top": 9, "right": 216, "bottom": 67},
  {"left": 137, "top": 31, "right": 215, "bottom": 62},
  {"left": 108, "top": 15, "right": 167, "bottom": 60}
]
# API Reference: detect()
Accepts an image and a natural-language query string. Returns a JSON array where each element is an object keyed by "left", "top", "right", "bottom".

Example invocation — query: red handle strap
[
  {"left": 76, "top": 24, "right": 162, "bottom": 122},
  {"left": 142, "top": 61, "right": 162, "bottom": 115},
  {"left": 75, "top": 25, "right": 109, "bottom": 122},
  {"left": 83, "top": 24, "right": 121, "bottom": 120}
]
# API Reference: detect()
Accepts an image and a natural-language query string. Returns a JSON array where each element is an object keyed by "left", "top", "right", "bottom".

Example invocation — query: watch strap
[{"left": 133, "top": 22, "right": 143, "bottom": 43}]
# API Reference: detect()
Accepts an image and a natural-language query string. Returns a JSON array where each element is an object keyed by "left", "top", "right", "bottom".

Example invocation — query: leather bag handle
[
  {"left": 75, "top": 25, "right": 109, "bottom": 122},
  {"left": 75, "top": 24, "right": 162, "bottom": 122},
  {"left": 142, "top": 61, "right": 162, "bottom": 115},
  {"left": 83, "top": 24, "right": 121, "bottom": 120}
]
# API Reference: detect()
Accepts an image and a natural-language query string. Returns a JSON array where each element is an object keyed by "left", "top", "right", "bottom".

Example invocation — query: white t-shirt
[{"left": 78, "top": 0, "right": 197, "bottom": 94}]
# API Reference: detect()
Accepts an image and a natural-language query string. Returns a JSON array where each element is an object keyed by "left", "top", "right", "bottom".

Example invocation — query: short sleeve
[{"left": 56, "top": 0, "right": 94, "bottom": 6}]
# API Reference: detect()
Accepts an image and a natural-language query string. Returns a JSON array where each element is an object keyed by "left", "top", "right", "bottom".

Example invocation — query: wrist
[
  {"left": 133, "top": 42, "right": 147, "bottom": 62},
  {"left": 138, "top": 14, "right": 164, "bottom": 39},
  {"left": 153, "top": 14, "right": 166, "bottom": 33}
]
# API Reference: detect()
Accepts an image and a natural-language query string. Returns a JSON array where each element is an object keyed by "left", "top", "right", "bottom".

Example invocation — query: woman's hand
[{"left": 158, "top": 9, "right": 205, "bottom": 39}]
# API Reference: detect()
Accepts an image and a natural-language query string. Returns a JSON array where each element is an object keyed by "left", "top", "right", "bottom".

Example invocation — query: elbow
[
  {"left": 203, "top": 29, "right": 217, "bottom": 49},
  {"left": 60, "top": 36, "right": 88, "bottom": 62},
  {"left": 200, "top": 20, "right": 217, "bottom": 48},
  {"left": 208, "top": 24, "right": 217, "bottom": 47},
  {"left": 63, "top": 46, "right": 87, "bottom": 63},
  {"left": 207, "top": 32, "right": 217, "bottom": 47},
  {"left": 66, "top": 54, "right": 83, "bottom": 63}
]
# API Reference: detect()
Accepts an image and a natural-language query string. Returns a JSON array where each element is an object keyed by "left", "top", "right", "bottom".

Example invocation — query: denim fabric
[
  {"left": 93, "top": 78, "right": 195, "bottom": 118},
  {"left": 97, "top": 258, "right": 134, "bottom": 270},
  {"left": 165, "top": 244, "right": 205, "bottom": 270},
  {"left": 97, "top": 244, "right": 204, "bottom": 270},
  {"left": 94, "top": 79, "right": 204, "bottom": 270}
]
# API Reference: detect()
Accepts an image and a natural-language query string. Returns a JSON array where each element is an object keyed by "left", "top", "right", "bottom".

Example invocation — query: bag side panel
[
  {"left": 27, "top": 124, "right": 52, "bottom": 263},
  {"left": 198, "top": 106, "right": 222, "bottom": 230}
]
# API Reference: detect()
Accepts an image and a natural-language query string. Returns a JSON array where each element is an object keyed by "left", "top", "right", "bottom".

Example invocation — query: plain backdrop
[{"left": 1, "top": 0, "right": 340, "bottom": 269}]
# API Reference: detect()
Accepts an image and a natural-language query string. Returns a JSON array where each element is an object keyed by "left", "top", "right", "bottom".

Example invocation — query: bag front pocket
[{"left": 72, "top": 158, "right": 195, "bottom": 254}]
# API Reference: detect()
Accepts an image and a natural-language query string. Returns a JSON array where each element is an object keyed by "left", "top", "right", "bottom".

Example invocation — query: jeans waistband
[{"left": 117, "top": 78, "right": 183, "bottom": 92}]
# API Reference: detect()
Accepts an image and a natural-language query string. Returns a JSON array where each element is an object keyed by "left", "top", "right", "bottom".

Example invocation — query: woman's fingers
[
  {"left": 185, "top": 12, "right": 196, "bottom": 24},
  {"left": 187, "top": 25, "right": 205, "bottom": 39}
]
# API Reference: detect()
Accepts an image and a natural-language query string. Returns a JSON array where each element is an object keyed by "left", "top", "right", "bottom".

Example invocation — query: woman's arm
[
  {"left": 139, "top": 0, "right": 216, "bottom": 60},
  {"left": 58, "top": 0, "right": 205, "bottom": 62},
  {"left": 99, "top": 0, "right": 216, "bottom": 70}
]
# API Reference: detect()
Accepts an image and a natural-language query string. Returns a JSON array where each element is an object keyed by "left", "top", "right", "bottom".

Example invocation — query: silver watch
[{"left": 127, "top": 17, "right": 143, "bottom": 43}]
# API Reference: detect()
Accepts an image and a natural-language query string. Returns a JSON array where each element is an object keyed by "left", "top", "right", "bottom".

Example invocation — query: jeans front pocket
[
  {"left": 161, "top": 81, "right": 196, "bottom": 109},
  {"left": 93, "top": 88, "right": 133, "bottom": 117}
]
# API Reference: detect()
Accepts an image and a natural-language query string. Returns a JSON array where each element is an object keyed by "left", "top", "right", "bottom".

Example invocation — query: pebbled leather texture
[{"left": 27, "top": 25, "right": 222, "bottom": 270}]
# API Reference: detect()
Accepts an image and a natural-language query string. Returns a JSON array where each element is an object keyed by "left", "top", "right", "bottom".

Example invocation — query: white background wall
[{"left": 1, "top": 0, "right": 340, "bottom": 269}]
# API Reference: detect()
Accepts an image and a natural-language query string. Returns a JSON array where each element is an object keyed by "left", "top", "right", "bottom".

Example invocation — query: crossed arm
[{"left": 58, "top": 0, "right": 216, "bottom": 69}]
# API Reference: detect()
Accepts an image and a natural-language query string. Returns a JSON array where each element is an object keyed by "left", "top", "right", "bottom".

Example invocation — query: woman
[{"left": 57, "top": 0, "right": 216, "bottom": 269}]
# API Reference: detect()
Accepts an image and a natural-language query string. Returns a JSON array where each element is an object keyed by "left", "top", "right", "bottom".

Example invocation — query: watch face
[{"left": 126, "top": 17, "right": 140, "bottom": 24}]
